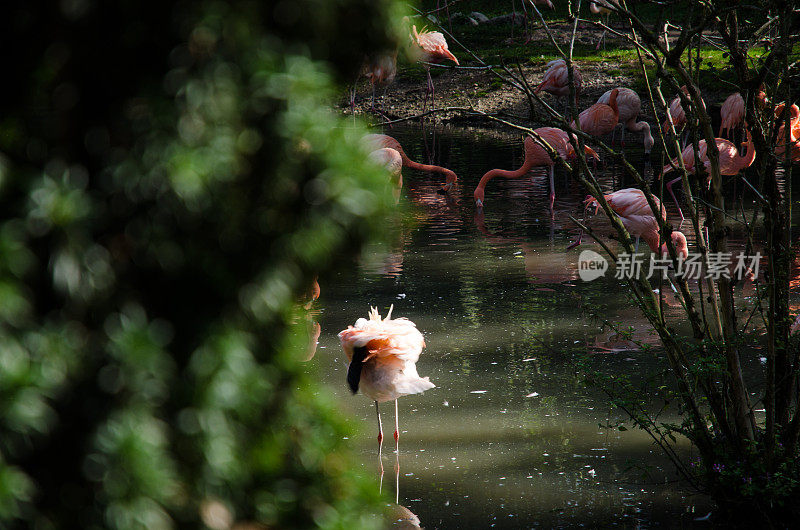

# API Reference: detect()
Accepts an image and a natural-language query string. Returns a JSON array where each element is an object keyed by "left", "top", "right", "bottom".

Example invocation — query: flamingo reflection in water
[
  {"left": 474, "top": 209, "right": 581, "bottom": 285},
  {"left": 298, "top": 276, "right": 321, "bottom": 362},
  {"left": 338, "top": 306, "right": 434, "bottom": 490}
]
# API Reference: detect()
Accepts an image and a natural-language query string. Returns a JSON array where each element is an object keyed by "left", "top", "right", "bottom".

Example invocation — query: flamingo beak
[
  {"left": 475, "top": 198, "right": 483, "bottom": 210},
  {"left": 437, "top": 182, "right": 453, "bottom": 195}
]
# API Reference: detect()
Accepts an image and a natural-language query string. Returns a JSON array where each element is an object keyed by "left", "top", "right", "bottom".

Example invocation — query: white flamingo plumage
[{"left": 338, "top": 306, "right": 434, "bottom": 461}]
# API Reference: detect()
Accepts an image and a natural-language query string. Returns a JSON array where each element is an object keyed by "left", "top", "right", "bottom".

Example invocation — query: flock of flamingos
[{"left": 336, "top": 16, "right": 800, "bottom": 473}]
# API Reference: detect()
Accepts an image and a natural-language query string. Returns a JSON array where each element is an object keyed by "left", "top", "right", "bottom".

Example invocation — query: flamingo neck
[
  {"left": 739, "top": 130, "right": 756, "bottom": 170},
  {"left": 401, "top": 153, "right": 457, "bottom": 186},
  {"left": 608, "top": 91, "right": 619, "bottom": 118},
  {"left": 474, "top": 158, "right": 536, "bottom": 200},
  {"left": 641, "top": 230, "right": 661, "bottom": 253},
  {"left": 629, "top": 120, "right": 654, "bottom": 152}
]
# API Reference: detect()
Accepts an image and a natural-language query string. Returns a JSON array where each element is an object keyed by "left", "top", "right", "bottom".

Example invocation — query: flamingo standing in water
[
  {"left": 364, "top": 134, "right": 458, "bottom": 192},
  {"left": 719, "top": 88, "right": 768, "bottom": 141},
  {"left": 339, "top": 306, "right": 435, "bottom": 464},
  {"left": 662, "top": 86, "right": 707, "bottom": 144},
  {"left": 581, "top": 188, "right": 688, "bottom": 257},
  {"left": 534, "top": 59, "right": 583, "bottom": 111},
  {"left": 368, "top": 147, "right": 404, "bottom": 203},
  {"left": 597, "top": 88, "right": 654, "bottom": 154},
  {"left": 661, "top": 129, "right": 756, "bottom": 220},
  {"left": 719, "top": 93, "right": 744, "bottom": 140},
  {"left": 775, "top": 103, "right": 800, "bottom": 162},
  {"left": 574, "top": 88, "right": 619, "bottom": 139},
  {"left": 409, "top": 25, "right": 459, "bottom": 115},
  {"left": 473, "top": 128, "right": 599, "bottom": 211}
]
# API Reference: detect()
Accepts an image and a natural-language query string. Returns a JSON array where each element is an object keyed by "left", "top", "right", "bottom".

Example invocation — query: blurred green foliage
[{"left": 0, "top": 0, "right": 401, "bottom": 527}]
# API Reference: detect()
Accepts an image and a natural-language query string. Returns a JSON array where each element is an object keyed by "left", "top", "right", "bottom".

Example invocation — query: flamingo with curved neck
[
  {"left": 574, "top": 88, "right": 619, "bottom": 137},
  {"left": 474, "top": 129, "right": 597, "bottom": 211},
  {"left": 597, "top": 87, "right": 654, "bottom": 153},
  {"left": 363, "top": 134, "right": 457, "bottom": 192},
  {"left": 775, "top": 103, "right": 800, "bottom": 161},
  {"left": 573, "top": 188, "right": 686, "bottom": 255},
  {"left": 534, "top": 59, "right": 582, "bottom": 110},
  {"left": 662, "top": 129, "right": 756, "bottom": 220}
]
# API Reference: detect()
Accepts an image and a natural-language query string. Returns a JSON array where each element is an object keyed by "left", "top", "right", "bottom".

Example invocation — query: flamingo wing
[
  {"left": 533, "top": 127, "right": 570, "bottom": 159},
  {"left": 719, "top": 93, "right": 744, "bottom": 135},
  {"left": 598, "top": 88, "right": 640, "bottom": 124},
  {"left": 414, "top": 29, "right": 459, "bottom": 64}
]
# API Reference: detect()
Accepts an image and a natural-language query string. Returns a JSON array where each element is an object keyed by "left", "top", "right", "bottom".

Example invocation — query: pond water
[{"left": 305, "top": 122, "right": 790, "bottom": 528}]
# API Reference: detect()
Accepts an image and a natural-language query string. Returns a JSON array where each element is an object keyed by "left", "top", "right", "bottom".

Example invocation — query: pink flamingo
[
  {"left": 362, "top": 52, "right": 397, "bottom": 112},
  {"left": 662, "top": 86, "right": 706, "bottom": 143},
  {"left": 534, "top": 59, "right": 583, "bottom": 110},
  {"left": 368, "top": 147, "right": 404, "bottom": 203},
  {"left": 775, "top": 103, "right": 800, "bottom": 162},
  {"left": 719, "top": 89, "right": 768, "bottom": 140},
  {"left": 473, "top": 128, "right": 599, "bottom": 211},
  {"left": 409, "top": 25, "right": 459, "bottom": 114},
  {"left": 518, "top": 0, "right": 554, "bottom": 44},
  {"left": 719, "top": 93, "right": 744, "bottom": 139},
  {"left": 583, "top": 188, "right": 687, "bottom": 256},
  {"left": 339, "top": 306, "right": 434, "bottom": 463},
  {"left": 661, "top": 129, "right": 756, "bottom": 221},
  {"left": 364, "top": 134, "right": 458, "bottom": 192},
  {"left": 574, "top": 88, "right": 619, "bottom": 138},
  {"left": 589, "top": 0, "right": 613, "bottom": 50},
  {"left": 597, "top": 87, "right": 654, "bottom": 153}
]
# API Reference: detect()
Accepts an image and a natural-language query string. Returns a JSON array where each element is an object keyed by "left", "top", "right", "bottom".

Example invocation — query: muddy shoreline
[{"left": 340, "top": 20, "right": 728, "bottom": 135}]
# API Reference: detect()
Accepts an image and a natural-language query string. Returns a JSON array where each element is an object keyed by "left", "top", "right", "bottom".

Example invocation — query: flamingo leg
[
  {"left": 393, "top": 399, "right": 400, "bottom": 503},
  {"left": 666, "top": 175, "right": 685, "bottom": 222},
  {"left": 393, "top": 398, "right": 400, "bottom": 447},
  {"left": 422, "top": 68, "right": 434, "bottom": 120},
  {"left": 548, "top": 165, "right": 556, "bottom": 217},
  {"left": 634, "top": 235, "right": 640, "bottom": 252},
  {"left": 395, "top": 448, "right": 400, "bottom": 504},
  {"left": 596, "top": 28, "right": 607, "bottom": 50},
  {"left": 429, "top": 71, "right": 435, "bottom": 114},
  {"left": 376, "top": 401, "right": 384, "bottom": 473},
  {"left": 620, "top": 126, "right": 625, "bottom": 148},
  {"left": 566, "top": 201, "right": 591, "bottom": 250}
]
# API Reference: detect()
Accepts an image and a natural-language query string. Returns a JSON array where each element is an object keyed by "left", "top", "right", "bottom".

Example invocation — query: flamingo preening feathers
[
  {"left": 581, "top": 188, "right": 688, "bottom": 258},
  {"left": 575, "top": 88, "right": 619, "bottom": 137},
  {"left": 597, "top": 88, "right": 654, "bottom": 153},
  {"left": 339, "top": 306, "right": 434, "bottom": 459},
  {"left": 534, "top": 59, "right": 582, "bottom": 110}
]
